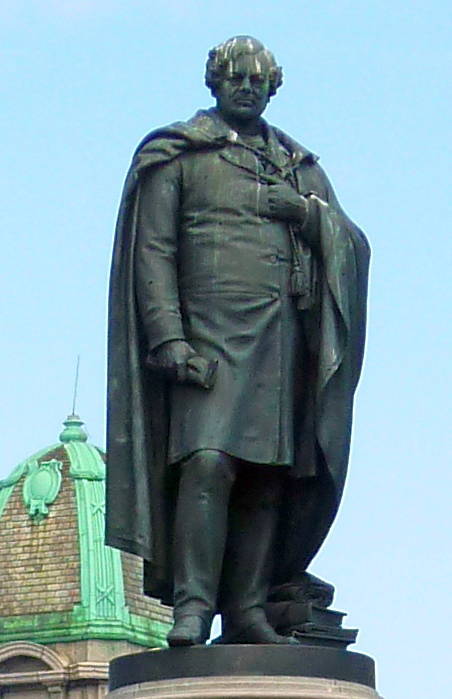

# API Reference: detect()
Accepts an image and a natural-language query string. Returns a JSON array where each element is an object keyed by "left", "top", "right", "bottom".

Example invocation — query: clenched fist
[{"left": 147, "top": 340, "right": 197, "bottom": 383}]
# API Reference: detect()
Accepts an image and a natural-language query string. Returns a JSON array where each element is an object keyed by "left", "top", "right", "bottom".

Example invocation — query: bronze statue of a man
[{"left": 106, "top": 36, "right": 370, "bottom": 646}]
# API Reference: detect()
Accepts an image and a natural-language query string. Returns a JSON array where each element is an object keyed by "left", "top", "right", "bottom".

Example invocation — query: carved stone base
[
  {"left": 108, "top": 675, "right": 382, "bottom": 698},
  {"left": 108, "top": 645, "right": 381, "bottom": 699}
]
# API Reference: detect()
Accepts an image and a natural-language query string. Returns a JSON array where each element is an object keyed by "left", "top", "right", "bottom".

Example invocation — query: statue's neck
[{"left": 216, "top": 110, "right": 265, "bottom": 137}]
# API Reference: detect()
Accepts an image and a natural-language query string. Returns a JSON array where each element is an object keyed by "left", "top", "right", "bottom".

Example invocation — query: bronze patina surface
[{"left": 106, "top": 36, "right": 370, "bottom": 646}]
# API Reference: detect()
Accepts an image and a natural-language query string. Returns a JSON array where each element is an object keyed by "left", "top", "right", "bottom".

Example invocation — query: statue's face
[{"left": 215, "top": 53, "right": 271, "bottom": 124}]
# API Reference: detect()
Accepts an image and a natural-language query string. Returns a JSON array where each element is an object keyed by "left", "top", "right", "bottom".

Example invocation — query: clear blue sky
[{"left": 1, "top": 2, "right": 451, "bottom": 696}]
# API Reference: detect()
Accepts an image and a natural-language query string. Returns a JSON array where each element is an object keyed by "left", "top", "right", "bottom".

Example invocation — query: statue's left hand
[{"left": 267, "top": 183, "right": 309, "bottom": 224}]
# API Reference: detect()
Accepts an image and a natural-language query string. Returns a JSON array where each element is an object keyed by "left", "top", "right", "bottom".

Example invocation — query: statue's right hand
[{"left": 147, "top": 340, "right": 197, "bottom": 383}]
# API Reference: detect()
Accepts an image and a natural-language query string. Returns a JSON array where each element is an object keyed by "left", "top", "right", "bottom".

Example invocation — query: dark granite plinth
[{"left": 109, "top": 644, "right": 375, "bottom": 692}]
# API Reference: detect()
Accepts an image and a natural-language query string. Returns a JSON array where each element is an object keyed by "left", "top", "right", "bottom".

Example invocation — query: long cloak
[{"left": 105, "top": 109, "right": 370, "bottom": 603}]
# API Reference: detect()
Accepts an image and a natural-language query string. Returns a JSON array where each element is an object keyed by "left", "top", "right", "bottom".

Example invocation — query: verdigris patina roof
[{"left": 0, "top": 415, "right": 171, "bottom": 647}]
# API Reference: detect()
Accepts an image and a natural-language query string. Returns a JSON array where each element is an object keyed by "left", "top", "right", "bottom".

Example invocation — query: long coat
[
  {"left": 135, "top": 127, "right": 304, "bottom": 467},
  {"left": 106, "top": 109, "right": 370, "bottom": 603}
]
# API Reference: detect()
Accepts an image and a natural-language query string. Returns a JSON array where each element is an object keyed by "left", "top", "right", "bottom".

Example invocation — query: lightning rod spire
[{"left": 72, "top": 354, "right": 80, "bottom": 416}]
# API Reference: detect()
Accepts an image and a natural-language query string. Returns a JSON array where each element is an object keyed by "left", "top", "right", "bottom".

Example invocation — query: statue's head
[{"left": 205, "top": 36, "right": 283, "bottom": 125}]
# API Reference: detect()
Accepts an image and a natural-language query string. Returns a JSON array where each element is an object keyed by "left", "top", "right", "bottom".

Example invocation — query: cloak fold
[{"left": 106, "top": 109, "right": 370, "bottom": 603}]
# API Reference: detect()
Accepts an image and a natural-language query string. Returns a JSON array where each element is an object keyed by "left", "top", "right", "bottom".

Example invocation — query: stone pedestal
[{"left": 107, "top": 645, "right": 382, "bottom": 699}]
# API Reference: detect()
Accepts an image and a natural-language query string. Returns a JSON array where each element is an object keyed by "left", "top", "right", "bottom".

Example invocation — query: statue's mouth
[{"left": 235, "top": 99, "right": 254, "bottom": 107}]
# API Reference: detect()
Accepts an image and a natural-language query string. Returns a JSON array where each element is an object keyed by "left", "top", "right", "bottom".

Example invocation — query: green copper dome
[{"left": 0, "top": 416, "right": 171, "bottom": 648}]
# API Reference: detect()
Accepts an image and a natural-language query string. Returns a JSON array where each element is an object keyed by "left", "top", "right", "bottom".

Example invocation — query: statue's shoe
[
  {"left": 167, "top": 615, "right": 211, "bottom": 647},
  {"left": 222, "top": 619, "right": 299, "bottom": 645}
]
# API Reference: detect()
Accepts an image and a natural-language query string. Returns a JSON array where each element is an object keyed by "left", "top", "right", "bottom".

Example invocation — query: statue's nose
[{"left": 239, "top": 76, "right": 252, "bottom": 92}]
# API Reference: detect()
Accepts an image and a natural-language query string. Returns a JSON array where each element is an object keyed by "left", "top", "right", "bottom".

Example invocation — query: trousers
[{"left": 172, "top": 449, "right": 286, "bottom": 629}]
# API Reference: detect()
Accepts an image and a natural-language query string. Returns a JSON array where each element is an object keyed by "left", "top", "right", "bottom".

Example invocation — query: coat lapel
[{"left": 219, "top": 145, "right": 263, "bottom": 176}]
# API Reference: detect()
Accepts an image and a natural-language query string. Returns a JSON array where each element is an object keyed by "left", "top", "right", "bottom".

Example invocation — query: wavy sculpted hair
[{"left": 205, "top": 36, "right": 283, "bottom": 98}]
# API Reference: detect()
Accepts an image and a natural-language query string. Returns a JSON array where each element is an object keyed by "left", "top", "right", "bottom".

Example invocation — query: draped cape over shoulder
[{"left": 106, "top": 109, "right": 370, "bottom": 603}]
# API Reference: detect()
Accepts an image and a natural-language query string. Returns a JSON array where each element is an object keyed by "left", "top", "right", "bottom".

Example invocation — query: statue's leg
[
  {"left": 219, "top": 465, "right": 298, "bottom": 644},
  {"left": 167, "top": 449, "right": 236, "bottom": 646}
]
